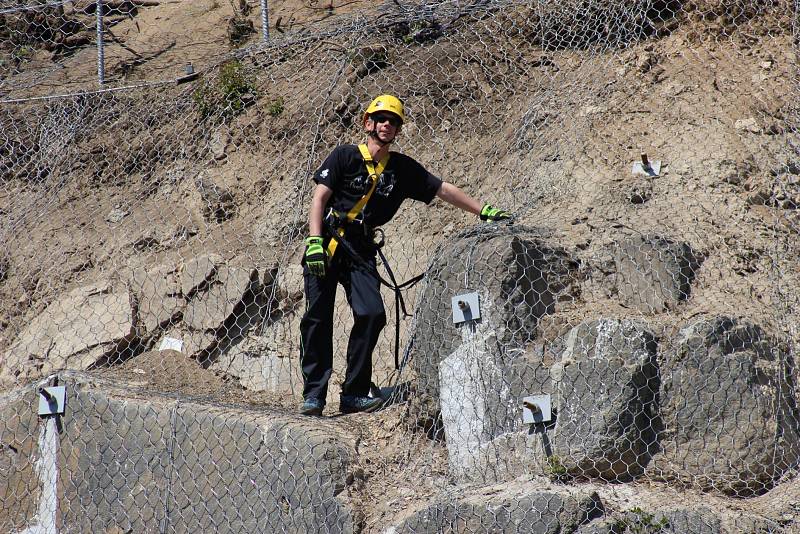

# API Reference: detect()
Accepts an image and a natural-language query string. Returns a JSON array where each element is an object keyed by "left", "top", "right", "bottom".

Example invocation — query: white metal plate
[
  {"left": 159, "top": 337, "right": 184, "bottom": 352},
  {"left": 451, "top": 292, "right": 481, "bottom": 324},
  {"left": 38, "top": 386, "right": 66, "bottom": 416},
  {"left": 522, "top": 394, "right": 552, "bottom": 424},
  {"left": 631, "top": 160, "right": 661, "bottom": 177}
]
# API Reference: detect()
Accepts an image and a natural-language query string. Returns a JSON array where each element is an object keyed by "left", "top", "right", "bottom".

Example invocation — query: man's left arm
[{"left": 435, "top": 182, "right": 511, "bottom": 221}]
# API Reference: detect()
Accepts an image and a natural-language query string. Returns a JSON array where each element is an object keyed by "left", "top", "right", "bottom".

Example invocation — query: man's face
[{"left": 366, "top": 112, "right": 402, "bottom": 143}]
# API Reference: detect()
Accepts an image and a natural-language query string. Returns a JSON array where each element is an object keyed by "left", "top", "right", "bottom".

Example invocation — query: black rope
[{"left": 325, "top": 223, "right": 425, "bottom": 369}]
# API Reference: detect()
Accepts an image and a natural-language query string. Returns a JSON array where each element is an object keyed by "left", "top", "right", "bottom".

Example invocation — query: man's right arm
[{"left": 309, "top": 183, "right": 334, "bottom": 236}]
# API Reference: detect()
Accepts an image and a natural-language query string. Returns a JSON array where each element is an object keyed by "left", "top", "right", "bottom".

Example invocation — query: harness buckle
[
  {"left": 325, "top": 207, "right": 365, "bottom": 227},
  {"left": 372, "top": 228, "right": 385, "bottom": 249}
]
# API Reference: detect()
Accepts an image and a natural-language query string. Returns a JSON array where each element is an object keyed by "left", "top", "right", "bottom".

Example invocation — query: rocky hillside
[{"left": 1, "top": 0, "right": 800, "bottom": 532}]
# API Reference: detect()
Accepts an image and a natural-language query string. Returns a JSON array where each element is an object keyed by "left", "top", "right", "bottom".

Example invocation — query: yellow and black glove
[
  {"left": 304, "top": 236, "right": 327, "bottom": 277},
  {"left": 480, "top": 204, "right": 512, "bottom": 222}
]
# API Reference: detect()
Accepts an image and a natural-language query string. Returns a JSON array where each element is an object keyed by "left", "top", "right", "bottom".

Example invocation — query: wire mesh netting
[{"left": 2, "top": 0, "right": 800, "bottom": 532}]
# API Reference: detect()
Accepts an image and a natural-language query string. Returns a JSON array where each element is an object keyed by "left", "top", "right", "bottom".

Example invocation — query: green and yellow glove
[
  {"left": 480, "top": 204, "right": 512, "bottom": 222},
  {"left": 304, "top": 236, "right": 327, "bottom": 277}
]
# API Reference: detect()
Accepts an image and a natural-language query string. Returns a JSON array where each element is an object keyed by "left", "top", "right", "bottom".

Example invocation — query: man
[{"left": 299, "top": 94, "right": 511, "bottom": 416}]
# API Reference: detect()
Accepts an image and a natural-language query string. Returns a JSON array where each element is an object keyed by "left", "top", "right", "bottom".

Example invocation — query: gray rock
[
  {"left": 735, "top": 117, "right": 761, "bottom": 134},
  {"left": 578, "top": 506, "right": 781, "bottom": 534},
  {"left": 211, "top": 350, "right": 301, "bottom": 394},
  {"left": 652, "top": 317, "right": 800, "bottom": 496},
  {"left": 183, "top": 265, "right": 258, "bottom": 331},
  {"left": 551, "top": 319, "right": 659, "bottom": 480},
  {"left": 1, "top": 375, "right": 359, "bottom": 533},
  {"left": 210, "top": 130, "right": 229, "bottom": 160},
  {"left": 390, "top": 482, "right": 603, "bottom": 534},
  {"left": 614, "top": 236, "right": 700, "bottom": 314},
  {"left": 105, "top": 207, "right": 128, "bottom": 223},
  {"left": 411, "top": 227, "right": 578, "bottom": 405},
  {"left": 0, "top": 386, "right": 40, "bottom": 529},
  {"left": 180, "top": 253, "right": 224, "bottom": 297},
  {"left": 469, "top": 429, "right": 551, "bottom": 483},
  {"left": 129, "top": 264, "right": 184, "bottom": 334},
  {"left": 439, "top": 333, "right": 518, "bottom": 481},
  {"left": 209, "top": 264, "right": 303, "bottom": 393},
  {"left": 1, "top": 282, "right": 135, "bottom": 381}
]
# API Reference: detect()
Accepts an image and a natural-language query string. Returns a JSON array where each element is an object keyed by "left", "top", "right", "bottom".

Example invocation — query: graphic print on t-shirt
[
  {"left": 375, "top": 170, "right": 396, "bottom": 197},
  {"left": 344, "top": 172, "right": 371, "bottom": 195}
]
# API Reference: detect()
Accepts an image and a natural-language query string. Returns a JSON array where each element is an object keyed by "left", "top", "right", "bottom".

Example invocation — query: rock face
[
  {"left": 614, "top": 236, "right": 700, "bottom": 314},
  {"left": 1, "top": 376, "right": 360, "bottom": 533},
  {"left": 652, "top": 316, "right": 800, "bottom": 496},
  {"left": 390, "top": 482, "right": 603, "bottom": 533},
  {"left": 1, "top": 282, "right": 135, "bottom": 381},
  {"left": 209, "top": 264, "right": 304, "bottom": 393},
  {"left": 129, "top": 263, "right": 184, "bottom": 335},
  {"left": 183, "top": 265, "right": 258, "bottom": 331},
  {"left": 0, "top": 385, "right": 40, "bottom": 531},
  {"left": 411, "top": 227, "right": 578, "bottom": 404},
  {"left": 0, "top": 255, "right": 280, "bottom": 384},
  {"left": 551, "top": 319, "right": 659, "bottom": 480}
]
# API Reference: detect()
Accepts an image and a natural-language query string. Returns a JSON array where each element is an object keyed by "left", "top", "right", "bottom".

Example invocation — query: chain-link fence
[{"left": 2, "top": 0, "right": 800, "bottom": 531}]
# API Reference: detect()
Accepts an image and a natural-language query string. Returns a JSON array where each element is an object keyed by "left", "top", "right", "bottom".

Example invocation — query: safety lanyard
[{"left": 326, "top": 143, "right": 389, "bottom": 258}]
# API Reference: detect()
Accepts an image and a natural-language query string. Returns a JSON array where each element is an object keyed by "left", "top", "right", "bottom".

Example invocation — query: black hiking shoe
[
  {"left": 299, "top": 398, "right": 324, "bottom": 416},
  {"left": 340, "top": 395, "right": 383, "bottom": 414}
]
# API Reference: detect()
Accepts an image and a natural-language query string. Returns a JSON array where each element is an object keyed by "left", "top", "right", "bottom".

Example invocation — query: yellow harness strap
[{"left": 326, "top": 144, "right": 389, "bottom": 258}]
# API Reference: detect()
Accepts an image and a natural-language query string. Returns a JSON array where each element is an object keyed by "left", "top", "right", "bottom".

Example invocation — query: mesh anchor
[
  {"left": 451, "top": 292, "right": 481, "bottom": 324},
  {"left": 38, "top": 385, "right": 67, "bottom": 417},
  {"left": 631, "top": 151, "right": 661, "bottom": 177},
  {"left": 522, "top": 394, "right": 552, "bottom": 424}
]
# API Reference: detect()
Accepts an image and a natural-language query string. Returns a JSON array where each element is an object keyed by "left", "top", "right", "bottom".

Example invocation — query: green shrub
[
  {"left": 192, "top": 60, "right": 256, "bottom": 121},
  {"left": 267, "top": 97, "right": 284, "bottom": 117},
  {"left": 545, "top": 455, "right": 570, "bottom": 482}
]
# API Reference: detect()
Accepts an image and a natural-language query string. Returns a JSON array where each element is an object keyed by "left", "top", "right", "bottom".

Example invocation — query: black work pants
[{"left": 300, "top": 250, "right": 386, "bottom": 402}]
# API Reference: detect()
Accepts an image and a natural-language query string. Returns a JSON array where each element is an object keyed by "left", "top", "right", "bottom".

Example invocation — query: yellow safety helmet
[{"left": 363, "top": 94, "right": 405, "bottom": 125}]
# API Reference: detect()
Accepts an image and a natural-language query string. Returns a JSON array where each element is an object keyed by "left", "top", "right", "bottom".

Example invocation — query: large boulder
[
  {"left": 172, "top": 262, "right": 273, "bottom": 363},
  {"left": 651, "top": 316, "right": 800, "bottom": 496},
  {"left": 550, "top": 319, "right": 659, "bottom": 480},
  {"left": 614, "top": 236, "right": 700, "bottom": 314},
  {"left": 576, "top": 506, "right": 780, "bottom": 534},
  {"left": 437, "top": 342, "right": 570, "bottom": 484},
  {"left": 389, "top": 481, "right": 603, "bottom": 533},
  {"left": 1, "top": 282, "right": 135, "bottom": 382},
  {"left": 1, "top": 375, "right": 361, "bottom": 533},
  {"left": 411, "top": 226, "right": 579, "bottom": 405}
]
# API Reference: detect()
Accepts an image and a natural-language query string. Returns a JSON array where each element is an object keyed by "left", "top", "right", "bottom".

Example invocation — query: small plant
[
  {"left": 613, "top": 508, "right": 670, "bottom": 534},
  {"left": 267, "top": 97, "right": 284, "bottom": 117},
  {"left": 193, "top": 60, "right": 257, "bottom": 121},
  {"left": 545, "top": 455, "right": 570, "bottom": 482},
  {"left": 12, "top": 45, "right": 33, "bottom": 65}
]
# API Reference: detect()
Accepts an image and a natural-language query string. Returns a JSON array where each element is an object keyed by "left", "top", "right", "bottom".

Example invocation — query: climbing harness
[
  {"left": 325, "top": 144, "right": 388, "bottom": 259},
  {"left": 322, "top": 143, "right": 425, "bottom": 370}
]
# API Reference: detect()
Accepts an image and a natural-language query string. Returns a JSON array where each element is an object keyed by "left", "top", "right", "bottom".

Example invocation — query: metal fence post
[
  {"left": 96, "top": 0, "right": 105, "bottom": 85},
  {"left": 260, "top": 0, "right": 269, "bottom": 41}
]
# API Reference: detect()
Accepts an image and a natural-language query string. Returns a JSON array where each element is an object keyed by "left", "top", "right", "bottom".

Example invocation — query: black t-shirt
[{"left": 313, "top": 144, "right": 442, "bottom": 228}]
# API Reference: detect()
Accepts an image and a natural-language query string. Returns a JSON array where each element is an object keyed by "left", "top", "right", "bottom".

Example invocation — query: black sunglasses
[{"left": 370, "top": 113, "right": 402, "bottom": 127}]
